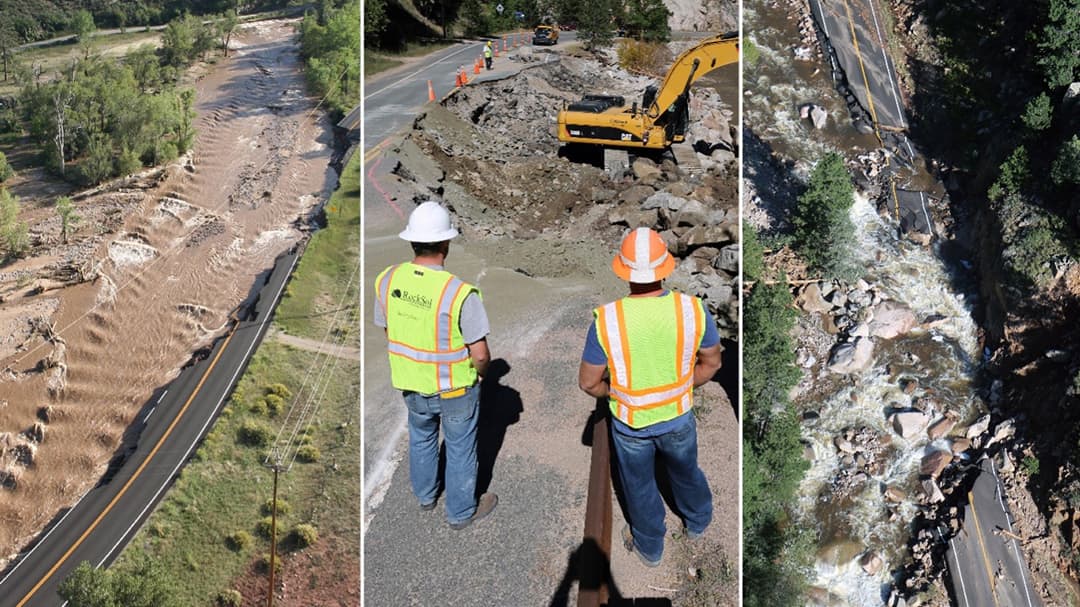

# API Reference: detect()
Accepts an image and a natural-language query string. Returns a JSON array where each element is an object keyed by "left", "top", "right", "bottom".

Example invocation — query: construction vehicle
[
  {"left": 557, "top": 32, "right": 739, "bottom": 170},
  {"left": 533, "top": 24, "right": 559, "bottom": 45}
]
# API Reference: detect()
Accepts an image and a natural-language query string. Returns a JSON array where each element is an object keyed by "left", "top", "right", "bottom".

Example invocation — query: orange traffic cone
[
  {"left": 459, "top": 66, "right": 468, "bottom": 85},
  {"left": 503, "top": 36, "right": 508, "bottom": 52},
  {"left": 454, "top": 70, "right": 462, "bottom": 87},
  {"left": 474, "top": 58, "right": 481, "bottom": 74},
  {"left": 427, "top": 80, "right": 435, "bottom": 101}
]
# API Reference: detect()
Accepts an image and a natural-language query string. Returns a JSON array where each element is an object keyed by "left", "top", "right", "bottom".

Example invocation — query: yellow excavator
[{"left": 557, "top": 32, "right": 739, "bottom": 166}]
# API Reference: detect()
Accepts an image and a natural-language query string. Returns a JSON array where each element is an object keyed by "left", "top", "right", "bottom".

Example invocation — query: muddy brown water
[{"left": 0, "top": 19, "right": 336, "bottom": 560}]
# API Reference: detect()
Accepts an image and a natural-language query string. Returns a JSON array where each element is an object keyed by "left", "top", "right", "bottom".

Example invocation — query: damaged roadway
[{"left": 364, "top": 37, "right": 739, "bottom": 605}]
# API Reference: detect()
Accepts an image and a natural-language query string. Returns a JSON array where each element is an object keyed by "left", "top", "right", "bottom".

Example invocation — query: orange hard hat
[{"left": 612, "top": 227, "right": 675, "bottom": 283}]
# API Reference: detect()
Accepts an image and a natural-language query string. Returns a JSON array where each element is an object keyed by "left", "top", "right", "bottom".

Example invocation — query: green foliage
[
  {"left": 792, "top": 152, "right": 857, "bottom": 280},
  {"left": 161, "top": 13, "right": 219, "bottom": 67},
  {"left": 264, "top": 393, "right": 285, "bottom": 416},
  {"left": 298, "top": 1, "right": 360, "bottom": 120},
  {"left": 216, "top": 590, "right": 242, "bottom": 607},
  {"left": 743, "top": 37, "right": 760, "bottom": 67},
  {"left": 1021, "top": 93, "right": 1053, "bottom": 131},
  {"left": 1052, "top": 136, "right": 1080, "bottom": 186},
  {"left": 459, "top": 0, "right": 491, "bottom": 37},
  {"left": 289, "top": 523, "right": 318, "bottom": 549},
  {"left": 256, "top": 553, "right": 283, "bottom": 575},
  {"left": 117, "top": 146, "right": 142, "bottom": 176},
  {"left": 256, "top": 515, "right": 276, "bottom": 539},
  {"left": 56, "top": 195, "right": 79, "bottom": 243},
  {"left": 988, "top": 146, "right": 1030, "bottom": 202},
  {"left": 267, "top": 383, "right": 292, "bottom": 398},
  {"left": 742, "top": 276, "right": 812, "bottom": 607},
  {"left": 621, "top": 0, "right": 670, "bottom": 42},
  {"left": 225, "top": 530, "right": 252, "bottom": 551},
  {"left": 616, "top": 40, "right": 668, "bottom": 73},
  {"left": 0, "top": 187, "right": 28, "bottom": 258},
  {"left": 236, "top": 420, "right": 273, "bottom": 447},
  {"left": 78, "top": 133, "right": 114, "bottom": 185},
  {"left": 579, "top": 0, "right": 616, "bottom": 50},
  {"left": 364, "top": 0, "right": 389, "bottom": 37},
  {"left": 0, "top": 151, "right": 13, "bottom": 182},
  {"left": 296, "top": 444, "right": 321, "bottom": 463},
  {"left": 59, "top": 559, "right": 180, "bottom": 607},
  {"left": 262, "top": 498, "right": 292, "bottom": 516},
  {"left": 71, "top": 10, "right": 96, "bottom": 41},
  {"left": 1036, "top": 0, "right": 1080, "bottom": 88},
  {"left": 742, "top": 221, "right": 764, "bottom": 283},
  {"left": 1022, "top": 455, "right": 1041, "bottom": 477}
]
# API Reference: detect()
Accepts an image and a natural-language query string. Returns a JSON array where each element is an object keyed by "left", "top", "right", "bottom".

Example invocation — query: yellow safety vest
[
  {"left": 594, "top": 292, "right": 705, "bottom": 428},
  {"left": 376, "top": 262, "right": 479, "bottom": 395},
  {"left": 484, "top": 45, "right": 492, "bottom": 58}
]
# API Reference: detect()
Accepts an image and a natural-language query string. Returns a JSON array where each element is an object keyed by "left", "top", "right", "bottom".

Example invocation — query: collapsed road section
[{"left": 0, "top": 249, "right": 299, "bottom": 606}]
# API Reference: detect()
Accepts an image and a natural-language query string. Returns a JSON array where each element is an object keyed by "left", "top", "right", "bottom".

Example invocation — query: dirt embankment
[
  {"left": 388, "top": 49, "right": 740, "bottom": 339},
  {"left": 0, "top": 19, "right": 335, "bottom": 566}
]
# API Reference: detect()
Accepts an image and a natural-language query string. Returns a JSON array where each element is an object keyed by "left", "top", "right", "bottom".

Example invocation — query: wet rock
[
  {"left": 1045, "top": 349, "right": 1069, "bottom": 363},
  {"left": 869, "top": 301, "right": 917, "bottom": 339},
  {"left": 803, "top": 444, "right": 816, "bottom": 462},
  {"left": 927, "top": 412, "right": 958, "bottom": 440},
  {"left": 801, "top": 103, "right": 828, "bottom": 129},
  {"left": 827, "top": 338, "right": 874, "bottom": 374},
  {"left": 920, "top": 313, "right": 949, "bottom": 329},
  {"left": 797, "top": 283, "right": 833, "bottom": 314},
  {"left": 802, "top": 410, "right": 821, "bottom": 421},
  {"left": 986, "top": 418, "right": 1016, "bottom": 447},
  {"left": 859, "top": 550, "right": 883, "bottom": 575},
  {"left": 834, "top": 436, "right": 856, "bottom": 454},
  {"left": 965, "top": 414, "right": 992, "bottom": 439},
  {"left": 900, "top": 377, "right": 919, "bottom": 395},
  {"left": 884, "top": 485, "right": 906, "bottom": 503},
  {"left": 920, "top": 449, "right": 953, "bottom": 478},
  {"left": 891, "top": 410, "right": 931, "bottom": 439}
]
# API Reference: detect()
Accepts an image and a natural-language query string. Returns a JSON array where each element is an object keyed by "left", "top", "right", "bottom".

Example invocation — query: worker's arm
[
  {"left": 692, "top": 344, "right": 722, "bottom": 387},
  {"left": 578, "top": 361, "right": 609, "bottom": 398},
  {"left": 467, "top": 338, "right": 490, "bottom": 378}
]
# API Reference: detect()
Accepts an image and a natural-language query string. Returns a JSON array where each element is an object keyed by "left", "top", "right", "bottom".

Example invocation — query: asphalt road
[
  {"left": 363, "top": 32, "right": 576, "bottom": 149},
  {"left": 946, "top": 457, "right": 1042, "bottom": 607},
  {"left": 0, "top": 250, "right": 299, "bottom": 606}
]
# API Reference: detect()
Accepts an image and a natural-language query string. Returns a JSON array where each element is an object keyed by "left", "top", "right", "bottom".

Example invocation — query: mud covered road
[{"left": 0, "top": 18, "right": 336, "bottom": 572}]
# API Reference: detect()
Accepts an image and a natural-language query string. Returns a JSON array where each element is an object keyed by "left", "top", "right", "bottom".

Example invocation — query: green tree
[
  {"left": 1021, "top": 93, "right": 1053, "bottom": 131},
  {"left": 579, "top": 0, "right": 616, "bottom": 49},
  {"left": 78, "top": 133, "right": 115, "bottom": 185},
  {"left": 742, "top": 221, "right": 765, "bottom": 283},
  {"left": 1036, "top": 0, "right": 1080, "bottom": 88},
  {"left": 0, "top": 21, "right": 17, "bottom": 82},
  {"left": 220, "top": 9, "right": 239, "bottom": 57},
  {"left": 792, "top": 152, "right": 856, "bottom": 280},
  {"left": 364, "top": 0, "right": 389, "bottom": 37},
  {"left": 161, "top": 14, "right": 197, "bottom": 67},
  {"left": 0, "top": 187, "right": 28, "bottom": 258},
  {"left": 622, "top": 0, "right": 670, "bottom": 42},
  {"left": 1052, "top": 135, "right": 1080, "bottom": 186},
  {"left": 58, "top": 562, "right": 114, "bottom": 607},
  {"left": 0, "top": 151, "right": 13, "bottom": 183},
  {"left": 71, "top": 10, "right": 96, "bottom": 59},
  {"left": 988, "top": 145, "right": 1030, "bottom": 201},
  {"left": 56, "top": 195, "right": 79, "bottom": 243},
  {"left": 459, "top": 0, "right": 491, "bottom": 37}
]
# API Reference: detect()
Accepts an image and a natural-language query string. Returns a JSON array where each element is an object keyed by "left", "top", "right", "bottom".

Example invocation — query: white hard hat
[{"left": 399, "top": 201, "right": 459, "bottom": 242}]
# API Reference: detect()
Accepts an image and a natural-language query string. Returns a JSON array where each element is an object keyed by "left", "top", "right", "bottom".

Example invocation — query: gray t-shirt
[{"left": 373, "top": 264, "right": 489, "bottom": 344}]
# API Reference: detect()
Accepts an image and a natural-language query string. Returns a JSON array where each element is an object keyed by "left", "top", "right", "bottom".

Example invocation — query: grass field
[
  {"left": 105, "top": 154, "right": 361, "bottom": 604},
  {"left": 275, "top": 154, "right": 360, "bottom": 341}
]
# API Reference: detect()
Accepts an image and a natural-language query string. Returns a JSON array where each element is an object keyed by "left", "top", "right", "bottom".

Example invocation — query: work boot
[
  {"left": 448, "top": 493, "right": 498, "bottom": 530},
  {"left": 621, "top": 524, "right": 661, "bottom": 567},
  {"left": 420, "top": 499, "right": 437, "bottom": 512}
]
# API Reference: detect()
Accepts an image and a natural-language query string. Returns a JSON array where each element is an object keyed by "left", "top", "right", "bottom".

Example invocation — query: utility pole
[
  {"left": 441, "top": 1, "right": 447, "bottom": 39},
  {"left": 266, "top": 460, "right": 284, "bottom": 607}
]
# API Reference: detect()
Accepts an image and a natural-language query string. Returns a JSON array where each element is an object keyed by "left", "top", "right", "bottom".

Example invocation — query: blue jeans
[
  {"left": 403, "top": 385, "right": 480, "bottom": 524},
  {"left": 610, "top": 414, "right": 713, "bottom": 562}
]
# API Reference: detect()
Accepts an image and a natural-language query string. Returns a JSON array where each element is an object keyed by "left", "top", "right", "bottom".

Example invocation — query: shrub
[
  {"left": 267, "top": 383, "right": 292, "bottom": 398},
  {"left": 77, "top": 134, "right": 115, "bottom": 185},
  {"left": 296, "top": 444, "right": 321, "bottom": 463},
  {"left": 1022, "top": 455, "right": 1041, "bottom": 477},
  {"left": 1021, "top": 93, "right": 1052, "bottom": 131},
  {"left": 742, "top": 221, "right": 765, "bottom": 283},
  {"left": 117, "top": 146, "right": 142, "bottom": 177},
  {"left": 226, "top": 530, "right": 252, "bottom": 551},
  {"left": 236, "top": 421, "right": 273, "bottom": 447},
  {"left": 216, "top": 590, "right": 242, "bottom": 607},
  {"left": 988, "top": 146, "right": 1029, "bottom": 202},
  {"left": 744, "top": 38, "right": 761, "bottom": 67},
  {"left": 616, "top": 39, "right": 669, "bottom": 74},
  {"left": 262, "top": 498, "right": 292, "bottom": 517},
  {"left": 0, "top": 152, "right": 13, "bottom": 183},
  {"left": 248, "top": 398, "right": 269, "bottom": 416},
  {"left": 264, "top": 393, "right": 285, "bottom": 417},
  {"left": 792, "top": 152, "right": 857, "bottom": 280},
  {"left": 255, "top": 553, "right": 283, "bottom": 575},
  {"left": 256, "top": 516, "right": 276, "bottom": 539},
  {"left": 1051, "top": 136, "right": 1080, "bottom": 186},
  {"left": 290, "top": 523, "right": 318, "bottom": 549}
]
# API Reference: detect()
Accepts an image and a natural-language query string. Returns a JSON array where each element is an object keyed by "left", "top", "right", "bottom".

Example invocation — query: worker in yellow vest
[
  {"left": 578, "top": 227, "right": 721, "bottom": 566},
  {"left": 484, "top": 40, "right": 493, "bottom": 70},
  {"left": 374, "top": 201, "right": 498, "bottom": 530}
]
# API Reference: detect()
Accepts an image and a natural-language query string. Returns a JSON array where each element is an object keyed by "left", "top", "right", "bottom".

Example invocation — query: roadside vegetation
[
  {"left": 792, "top": 152, "right": 857, "bottom": 281},
  {"left": 298, "top": 0, "right": 359, "bottom": 120},
  {"left": 59, "top": 153, "right": 361, "bottom": 604},
  {"left": 741, "top": 222, "right": 812, "bottom": 607}
]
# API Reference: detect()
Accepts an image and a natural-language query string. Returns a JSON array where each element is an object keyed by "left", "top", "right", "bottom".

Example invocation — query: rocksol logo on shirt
[{"left": 391, "top": 288, "right": 432, "bottom": 310}]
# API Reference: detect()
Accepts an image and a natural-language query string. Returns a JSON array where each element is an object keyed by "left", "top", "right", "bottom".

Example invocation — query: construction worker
[
  {"left": 484, "top": 40, "right": 493, "bottom": 70},
  {"left": 578, "top": 227, "right": 722, "bottom": 566},
  {"left": 374, "top": 201, "right": 498, "bottom": 530}
]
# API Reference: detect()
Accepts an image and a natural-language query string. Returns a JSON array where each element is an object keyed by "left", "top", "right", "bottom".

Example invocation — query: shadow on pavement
[{"left": 477, "top": 358, "right": 522, "bottom": 495}]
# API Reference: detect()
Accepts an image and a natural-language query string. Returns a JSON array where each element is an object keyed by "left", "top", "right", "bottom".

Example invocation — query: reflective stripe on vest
[
  {"left": 595, "top": 292, "right": 705, "bottom": 428},
  {"left": 375, "top": 263, "right": 478, "bottom": 394}
]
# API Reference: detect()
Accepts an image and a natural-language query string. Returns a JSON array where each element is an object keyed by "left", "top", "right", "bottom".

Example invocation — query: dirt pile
[{"left": 393, "top": 51, "right": 739, "bottom": 336}]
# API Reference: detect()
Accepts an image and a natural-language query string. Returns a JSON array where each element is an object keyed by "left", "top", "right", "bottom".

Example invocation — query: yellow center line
[
  {"left": 968, "top": 490, "right": 1001, "bottom": 606},
  {"left": 17, "top": 328, "right": 238, "bottom": 606},
  {"left": 363, "top": 136, "right": 394, "bottom": 165},
  {"left": 841, "top": 0, "right": 901, "bottom": 221}
]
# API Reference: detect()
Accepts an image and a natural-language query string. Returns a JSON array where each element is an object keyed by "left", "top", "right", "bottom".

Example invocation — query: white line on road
[
  {"left": 864, "top": 0, "right": 907, "bottom": 129},
  {"left": 364, "top": 43, "right": 480, "bottom": 101},
  {"left": 990, "top": 459, "right": 1036, "bottom": 607},
  {"left": 143, "top": 407, "right": 156, "bottom": 423},
  {"left": 157, "top": 390, "right": 168, "bottom": 404},
  {"left": 362, "top": 406, "right": 408, "bottom": 526},
  {"left": 950, "top": 535, "right": 973, "bottom": 607}
]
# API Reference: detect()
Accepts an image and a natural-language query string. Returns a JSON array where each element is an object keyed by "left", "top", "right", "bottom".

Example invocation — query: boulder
[
  {"left": 920, "top": 478, "right": 945, "bottom": 503},
  {"left": 950, "top": 437, "right": 972, "bottom": 455},
  {"left": 642, "top": 191, "right": 687, "bottom": 211},
  {"left": 618, "top": 185, "right": 656, "bottom": 206},
  {"left": 859, "top": 551, "right": 883, "bottom": 575},
  {"left": 884, "top": 485, "right": 906, "bottom": 503},
  {"left": 797, "top": 283, "right": 834, "bottom": 314},
  {"left": 716, "top": 244, "right": 739, "bottom": 274},
  {"left": 965, "top": 414, "right": 992, "bottom": 439},
  {"left": 827, "top": 338, "right": 874, "bottom": 374},
  {"left": 607, "top": 204, "right": 659, "bottom": 228},
  {"left": 678, "top": 223, "right": 737, "bottom": 249},
  {"left": 891, "top": 410, "right": 931, "bottom": 439},
  {"left": 869, "top": 301, "right": 917, "bottom": 339},
  {"left": 920, "top": 449, "right": 953, "bottom": 478},
  {"left": 632, "top": 157, "right": 662, "bottom": 183},
  {"left": 987, "top": 418, "right": 1016, "bottom": 447},
  {"left": 927, "top": 413, "right": 957, "bottom": 441},
  {"left": 834, "top": 436, "right": 856, "bottom": 454}
]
